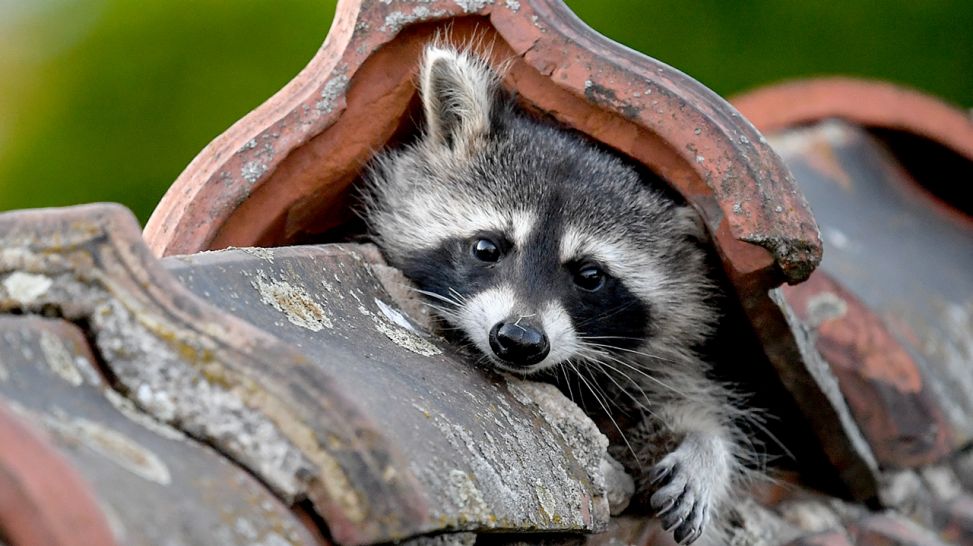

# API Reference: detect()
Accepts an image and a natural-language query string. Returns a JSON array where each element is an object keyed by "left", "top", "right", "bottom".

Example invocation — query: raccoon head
[{"left": 364, "top": 45, "right": 717, "bottom": 375}]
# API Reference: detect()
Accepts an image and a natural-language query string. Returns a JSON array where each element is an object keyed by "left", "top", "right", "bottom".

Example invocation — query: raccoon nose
[{"left": 489, "top": 321, "right": 550, "bottom": 366}]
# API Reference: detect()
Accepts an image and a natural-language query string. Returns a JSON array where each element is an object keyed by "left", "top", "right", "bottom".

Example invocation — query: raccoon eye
[
  {"left": 471, "top": 238, "right": 501, "bottom": 262},
  {"left": 574, "top": 264, "right": 606, "bottom": 291}
]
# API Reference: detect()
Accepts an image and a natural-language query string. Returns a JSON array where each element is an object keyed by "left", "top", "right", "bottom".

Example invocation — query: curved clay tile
[
  {"left": 733, "top": 77, "right": 973, "bottom": 164},
  {"left": 144, "top": 0, "right": 821, "bottom": 291},
  {"left": 735, "top": 79, "right": 973, "bottom": 472}
]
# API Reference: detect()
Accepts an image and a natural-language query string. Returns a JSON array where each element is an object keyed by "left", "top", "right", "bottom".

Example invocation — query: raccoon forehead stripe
[
  {"left": 388, "top": 196, "right": 536, "bottom": 249},
  {"left": 508, "top": 210, "right": 535, "bottom": 247},
  {"left": 559, "top": 226, "right": 621, "bottom": 265},
  {"left": 461, "top": 209, "right": 534, "bottom": 247}
]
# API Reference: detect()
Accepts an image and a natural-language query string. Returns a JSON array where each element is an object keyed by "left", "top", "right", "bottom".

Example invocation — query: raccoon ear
[
  {"left": 674, "top": 205, "right": 709, "bottom": 241},
  {"left": 419, "top": 46, "right": 497, "bottom": 152}
]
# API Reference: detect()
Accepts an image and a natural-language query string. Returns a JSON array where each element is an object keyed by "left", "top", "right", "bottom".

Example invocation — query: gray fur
[{"left": 362, "top": 45, "right": 753, "bottom": 545}]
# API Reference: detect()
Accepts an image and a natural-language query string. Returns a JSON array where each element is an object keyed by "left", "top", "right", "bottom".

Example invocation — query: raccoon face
[
  {"left": 395, "top": 224, "right": 657, "bottom": 373},
  {"left": 364, "top": 45, "right": 716, "bottom": 374}
]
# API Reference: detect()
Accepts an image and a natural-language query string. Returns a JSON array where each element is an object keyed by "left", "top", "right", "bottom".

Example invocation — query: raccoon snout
[{"left": 488, "top": 321, "right": 550, "bottom": 366}]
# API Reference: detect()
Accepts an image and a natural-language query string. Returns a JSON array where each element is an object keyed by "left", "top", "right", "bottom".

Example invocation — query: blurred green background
[{"left": 1, "top": 0, "right": 971, "bottom": 223}]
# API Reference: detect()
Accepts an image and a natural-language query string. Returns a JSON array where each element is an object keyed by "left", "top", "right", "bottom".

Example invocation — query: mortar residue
[
  {"left": 252, "top": 275, "right": 333, "bottom": 331},
  {"left": 372, "top": 310, "right": 441, "bottom": 357},
  {"left": 2, "top": 271, "right": 53, "bottom": 304},
  {"left": 38, "top": 330, "right": 84, "bottom": 386},
  {"left": 45, "top": 408, "right": 172, "bottom": 485}
]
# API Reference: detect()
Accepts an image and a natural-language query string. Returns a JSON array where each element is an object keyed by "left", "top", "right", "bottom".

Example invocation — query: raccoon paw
[{"left": 648, "top": 443, "right": 721, "bottom": 544}]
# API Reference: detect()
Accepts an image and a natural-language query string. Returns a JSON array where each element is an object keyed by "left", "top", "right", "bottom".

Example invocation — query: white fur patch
[
  {"left": 509, "top": 210, "right": 535, "bottom": 247},
  {"left": 455, "top": 288, "right": 579, "bottom": 373},
  {"left": 535, "top": 300, "right": 580, "bottom": 370},
  {"left": 386, "top": 196, "right": 535, "bottom": 252},
  {"left": 457, "top": 285, "right": 516, "bottom": 358}
]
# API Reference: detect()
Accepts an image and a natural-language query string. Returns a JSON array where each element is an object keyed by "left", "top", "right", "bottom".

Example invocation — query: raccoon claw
[
  {"left": 673, "top": 500, "right": 708, "bottom": 545},
  {"left": 675, "top": 520, "right": 706, "bottom": 545},
  {"left": 649, "top": 458, "right": 711, "bottom": 545},
  {"left": 649, "top": 460, "right": 676, "bottom": 485}
]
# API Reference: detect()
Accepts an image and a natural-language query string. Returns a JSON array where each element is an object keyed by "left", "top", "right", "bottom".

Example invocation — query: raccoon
[{"left": 363, "top": 45, "right": 754, "bottom": 545}]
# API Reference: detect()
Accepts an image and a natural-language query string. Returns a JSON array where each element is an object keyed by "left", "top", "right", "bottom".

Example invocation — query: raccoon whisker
[
  {"left": 574, "top": 301, "right": 641, "bottom": 328},
  {"left": 578, "top": 340, "right": 683, "bottom": 367},
  {"left": 447, "top": 287, "right": 469, "bottom": 304},
  {"left": 576, "top": 348, "right": 663, "bottom": 422},
  {"left": 576, "top": 362, "right": 613, "bottom": 406},
  {"left": 577, "top": 335, "right": 647, "bottom": 343},
  {"left": 569, "top": 361, "right": 641, "bottom": 469},
  {"left": 583, "top": 348, "right": 688, "bottom": 398},
  {"left": 408, "top": 287, "right": 463, "bottom": 307},
  {"left": 612, "top": 348, "right": 681, "bottom": 366},
  {"left": 582, "top": 357, "right": 654, "bottom": 418},
  {"left": 607, "top": 356, "right": 688, "bottom": 398},
  {"left": 423, "top": 318, "right": 463, "bottom": 331},
  {"left": 576, "top": 342, "right": 682, "bottom": 390},
  {"left": 419, "top": 301, "right": 461, "bottom": 319},
  {"left": 418, "top": 305, "right": 463, "bottom": 325},
  {"left": 470, "top": 352, "right": 494, "bottom": 369},
  {"left": 556, "top": 363, "right": 576, "bottom": 404},
  {"left": 565, "top": 361, "right": 595, "bottom": 414},
  {"left": 403, "top": 285, "right": 458, "bottom": 302},
  {"left": 418, "top": 298, "right": 456, "bottom": 310},
  {"left": 573, "top": 345, "right": 619, "bottom": 368},
  {"left": 576, "top": 353, "right": 653, "bottom": 409}
]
